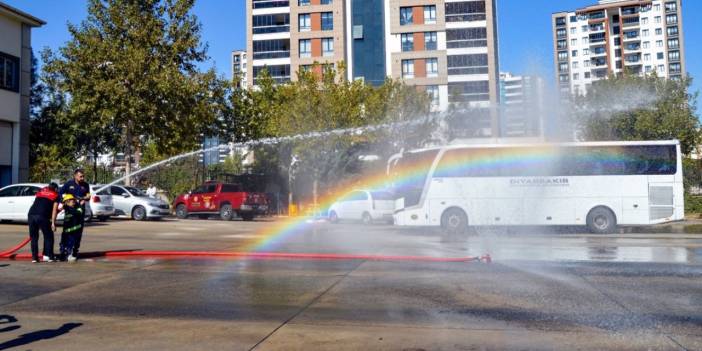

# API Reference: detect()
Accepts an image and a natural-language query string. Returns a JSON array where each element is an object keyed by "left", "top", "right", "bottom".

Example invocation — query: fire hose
[{"left": 0, "top": 236, "right": 491, "bottom": 263}]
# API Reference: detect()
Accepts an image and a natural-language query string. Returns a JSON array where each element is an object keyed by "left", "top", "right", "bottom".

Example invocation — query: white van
[{"left": 328, "top": 190, "right": 395, "bottom": 224}]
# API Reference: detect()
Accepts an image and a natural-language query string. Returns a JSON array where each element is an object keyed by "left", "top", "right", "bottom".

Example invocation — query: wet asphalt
[{"left": 0, "top": 218, "right": 701, "bottom": 350}]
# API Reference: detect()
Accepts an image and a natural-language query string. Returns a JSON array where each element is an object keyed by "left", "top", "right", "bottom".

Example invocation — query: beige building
[
  {"left": 552, "top": 0, "right": 686, "bottom": 97},
  {"left": 244, "top": 0, "right": 501, "bottom": 136},
  {"left": 0, "top": 2, "right": 44, "bottom": 187},
  {"left": 231, "top": 50, "right": 248, "bottom": 89}
]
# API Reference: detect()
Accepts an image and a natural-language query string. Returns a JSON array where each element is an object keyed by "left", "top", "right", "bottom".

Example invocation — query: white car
[
  {"left": 328, "top": 190, "right": 395, "bottom": 224},
  {"left": 107, "top": 185, "right": 170, "bottom": 220},
  {"left": 0, "top": 183, "right": 95, "bottom": 223},
  {"left": 88, "top": 184, "right": 115, "bottom": 221}
]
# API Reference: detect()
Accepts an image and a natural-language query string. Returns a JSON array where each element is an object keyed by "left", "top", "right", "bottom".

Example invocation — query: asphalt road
[{"left": 0, "top": 218, "right": 701, "bottom": 350}]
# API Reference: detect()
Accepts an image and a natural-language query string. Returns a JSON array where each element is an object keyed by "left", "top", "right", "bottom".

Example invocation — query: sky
[{"left": 3, "top": 0, "right": 700, "bottom": 111}]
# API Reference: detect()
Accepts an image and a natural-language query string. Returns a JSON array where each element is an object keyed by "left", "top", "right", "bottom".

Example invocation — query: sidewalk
[{"left": 621, "top": 217, "right": 702, "bottom": 234}]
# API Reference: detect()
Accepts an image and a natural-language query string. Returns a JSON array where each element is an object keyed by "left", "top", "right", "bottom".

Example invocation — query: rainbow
[{"left": 241, "top": 144, "right": 664, "bottom": 251}]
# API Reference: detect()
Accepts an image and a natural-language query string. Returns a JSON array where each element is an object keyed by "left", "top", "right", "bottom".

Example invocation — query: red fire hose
[
  {"left": 0, "top": 236, "right": 31, "bottom": 258},
  {"left": 0, "top": 236, "right": 491, "bottom": 263}
]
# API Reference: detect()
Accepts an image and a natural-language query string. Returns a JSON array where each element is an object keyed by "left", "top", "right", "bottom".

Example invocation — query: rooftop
[{"left": 0, "top": 1, "right": 45, "bottom": 26}]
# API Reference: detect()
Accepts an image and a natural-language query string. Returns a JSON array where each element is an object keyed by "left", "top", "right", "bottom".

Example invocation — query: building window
[
  {"left": 665, "top": 2, "right": 677, "bottom": 13},
  {"left": 425, "top": 32, "right": 437, "bottom": 50},
  {"left": 321, "top": 12, "right": 333, "bottom": 30},
  {"left": 559, "top": 62, "right": 568, "bottom": 73},
  {"left": 571, "top": 38, "right": 577, "bottom": 46},
  {"left": 0, "top": 53, "right": 20, "bottom": 92},
  {"left": 322, "top": 38, "right": 334, "bottom": 57},
  {"left": 401, "top": 33, "right": 414, "bottom": 52},
  {"left": 557, "top": 40, "right": 567, "bottom": 50},
  {"left": 656, "top": 40, "right": 663, "bottom": 48},
  {"left": 658, "top": 64, "right": 665, "bottom": 73},
  {"left": 320, "top": 0, "right": 332, "bottom": 4},
  {"left": 402, "top": 59, "right": 414, "bottom": 78},
  {"left": 641, "top": 17, "right": 648, "bottom": 25},
  {"left": 642, "top": 41, "right": 650, "bottom": 49},
  {"left": 644, "top": 53, "right": 651, "bottom": 62},
  {"left": 424, "top": 5, "right": 436, "bottom": 24},
  {"left": 584, "top": 72, "right": 591, "bottom": 79},
  {"left": 645, "top": 65, "right": 652, "bottom": 73},
  {"left": 558, "top": 51, "right": 568, "bottom": 61},
  {"left": 642, "top": 29, "right": 649, "bottom": 37},
  {"left": 668, "top": 51, "right": 680, "bottom": 62},
  {"left": 570, "top": 15, "right": 577, "bottom": 23},
  {"left": 253, "top": 64, "right": 291, "bottom": 84},
  {"left": 572, "top": 61, "right": 579, "bottom": 69},
  {"left": 252, "top": 0, "right": 289, "bottom": 9},
  {"left": 299, "top": 14, "right": 311, "bottom": 31},
  {"left": 666, "top": 14, "right": 677, "bottom": 25},
  {"left": 570, "top": 27, "right": 576, "bottom": 35},
  {"left": 446, "top": 1, "right": 486, "bottom": 22},
  {"left": 426, "top": 85, "right": 439, "bottom": 106},
  {"left": 252, "top": 39, "right": 290, "bottom": 59},
  {"left": 299, "top": 39, "right": 311, "bottom": 58},
  {"left": 447, "top": 28, "right": 487, "bottom": 48},
  {"left": 300, "top": 64, "right": 312, "bottom": 72},
  {"left": 655, "top": 28, "right": 662, "bottom": 36},
  {"left": 426, "top": 58, "right": 438, "bottom": 77},
  {"left": 400, "top": 7, "right": 413, "bottom": 25},
  {"left": 448, "top": 81, "right": 490, "bottom": 102},
  {"left": 448, "top": 54, "right": 488, "bottom": 75},
  {"left": 584, "top": 60, "right": 590, "bottom": 67},
  {"left": 299, "top": 0, "right": 310, "bottom": 5},
  {"left": 654, "top": 4, "right": 661, "bottom": 11},
  {"left": 583, "top": 48, "right": 589, "bottom": 56},
  {"left": 667, "top": 38, "right": 679, "bottom": 49},
  {"left": 669, "top": 63, "right": 681, "bottom": 74},
  {"left": 667, "top": 26, "right": 678, "bottom": 36},
  {"left": 655, "top": 16, "right": 661, "bottom": 24},
  {"left": 571, "top": 50, "right": 578, "bottom": 57},
  {"left": 252, "top": 13, "right": 290, "bottom": 34},
  {"left": 556, "top": 28, "right": 567, "bottom": 38},
  {"left": 581, "top": 25, "right": 588, "bottom": 32},
  {"left": 573, "top": 73, "right": 579, "bottom": 80}
]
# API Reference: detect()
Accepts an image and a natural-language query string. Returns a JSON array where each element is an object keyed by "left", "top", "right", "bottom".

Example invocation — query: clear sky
[{"left": 3, "top": 0, "right": 700, "bottom": 110}]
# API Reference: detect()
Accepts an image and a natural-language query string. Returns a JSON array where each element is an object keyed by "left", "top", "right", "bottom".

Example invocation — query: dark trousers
[
  {"left": 28, "top": 215, "right": 54, "bottom": 260},
  {"left": 60, "top": 207, "right": 85, "bottom": 257}
]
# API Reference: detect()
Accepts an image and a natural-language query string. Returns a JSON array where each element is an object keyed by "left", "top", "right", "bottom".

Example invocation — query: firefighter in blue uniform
[{"left": 59, "top": 169, "right": 90, "bottom": 261}]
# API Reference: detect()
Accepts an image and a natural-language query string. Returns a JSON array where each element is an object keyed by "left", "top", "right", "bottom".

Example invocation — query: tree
[
  {"left": 29, "top": 51, "right": 76, "bottom": 182},
  {"left": 42, "top": 0, "right": 227, "bottom": 185},
  {"left": 576, "top": 73, "right": 700, "bottom": 155}
]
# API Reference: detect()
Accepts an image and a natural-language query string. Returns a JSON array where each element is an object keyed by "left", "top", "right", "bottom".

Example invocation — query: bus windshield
[{"left": 389, "top": 149, "right": 439, "bottom": 207}]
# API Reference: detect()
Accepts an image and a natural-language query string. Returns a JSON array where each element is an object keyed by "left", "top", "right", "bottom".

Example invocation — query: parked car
[
  {"left": 108, "top": 185, "right": 170, "bottom": 220},
  {"left": 173, "top": 181, "right": 268, "bottom": 221},
  {"left": 328, "top": 190, "right": 395, "bottom": 224},
  {"left": 88, "top": 184, "right": 115, "bottom": 221},
  {"left": 0, "top": 183, "right": 93, "bottom": 223}
]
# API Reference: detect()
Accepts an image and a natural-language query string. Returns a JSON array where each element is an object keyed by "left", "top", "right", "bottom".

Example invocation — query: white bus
[{"left": 388, "top": 140, "right": 683, "bottom": 233}]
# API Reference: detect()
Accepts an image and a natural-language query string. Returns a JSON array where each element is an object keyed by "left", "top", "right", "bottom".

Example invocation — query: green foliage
[
  {"left": 41, "top": 0, "right": 230, "bottom": 164},
  {"left": 137, "top": 142, "right": 202, "bottom": 202},
  {"left": 227, "top": 64, "right": 434, "bottom": 202},
  {"left": 577, "top": 73, "right": 700, "bottom": 155},
  {"left": 684, "top": 194, "right": 702, "bottom": 216}
]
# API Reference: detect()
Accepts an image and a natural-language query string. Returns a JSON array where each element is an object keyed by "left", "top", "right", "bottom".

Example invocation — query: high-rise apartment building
[
  {"left": 498, "top": 72, "right": 545, "bottom": 138},
  {"left": 552, "top": 0, "right": 685, "bottom": 96},
  {"left": 244, "top": 0, "right": 500, "bottom": 135},
  {"left": 231, "top": 50, "right": 248, "bottom": 89}
]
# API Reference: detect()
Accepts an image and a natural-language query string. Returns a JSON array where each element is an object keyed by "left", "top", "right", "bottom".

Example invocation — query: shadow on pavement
[
  {"left": 0, "top": 322, "right": 82, "bottom": 350},
  {"left": 0, "top": 315, "right": 20, "bottom": 333}
]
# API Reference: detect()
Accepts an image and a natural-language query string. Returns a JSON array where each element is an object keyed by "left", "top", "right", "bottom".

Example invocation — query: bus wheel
[
  {"left": 587, "top": 207, "right": 616, "bottom": 234},
  {"left": 441, "top": 208, "right": 468, "bottom": 234},
  {"left": 329, "top": 211, "right": 339, "bottom": 224},
  {"left": 361, "top": 212, "right": 373, "bottom": 225}
]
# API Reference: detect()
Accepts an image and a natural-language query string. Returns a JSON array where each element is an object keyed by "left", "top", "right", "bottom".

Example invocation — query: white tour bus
[{"left": 388, "top": 140, "right": 683, "bottom": 233}]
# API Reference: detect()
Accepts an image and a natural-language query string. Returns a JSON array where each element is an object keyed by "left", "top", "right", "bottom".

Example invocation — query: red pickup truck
[{"left": 173, "top": 181, "right": 268, "bottom": 221}]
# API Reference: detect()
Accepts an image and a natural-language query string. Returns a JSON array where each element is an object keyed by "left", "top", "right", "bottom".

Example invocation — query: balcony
[
  {"left": 622, "top": 31, "right": 640, "bottom": 42},
  {"left": 623, "top": 43, "right": 641, "bottom": 52},
  {"left": 589, "top": 24, "right": 605, "bottom": 32},
  {"left": 591, "top": 58, "right": 608, "bottom": 68},
  {"left": 624, "top": 54, "right": 642, "bottom": 65}
]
